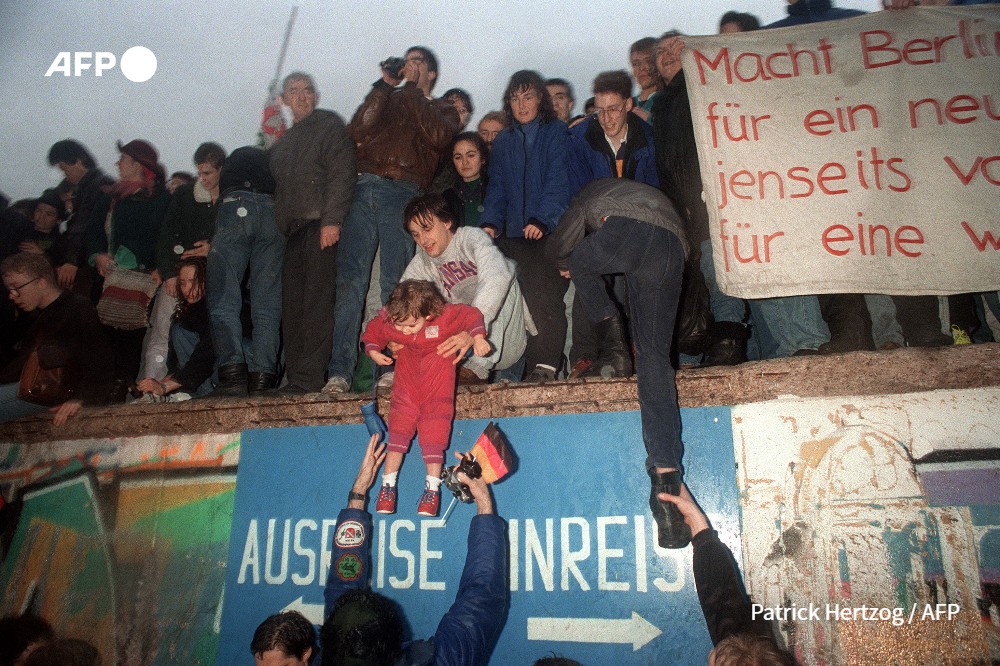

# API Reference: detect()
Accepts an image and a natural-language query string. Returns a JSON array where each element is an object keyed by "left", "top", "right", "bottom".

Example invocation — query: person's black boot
[
  {"left": 588, "top": 316, "right": 633, "bottom": 377},
  {"left": 247, "top": 372, "right": 277, "bottom": 395},
  {"left": 701, "top": 321, "right": 750, "bottom": 366},
  {"left": 211, "top": 363, "right": 249, "bottom": 397},
  {"left": 817, "top": 294, "right": 876, "bottom": 354},
  {"left": 649, "top": 470, "right": 692, "bottom": 549}
]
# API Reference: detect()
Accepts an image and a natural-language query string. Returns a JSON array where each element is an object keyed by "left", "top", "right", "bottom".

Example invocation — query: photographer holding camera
[
  {"left": 326, "top": 46, "right": 461, "bottom": 394},
  {"left": 320, "top": 434, "right": 507, "bottom": 666}
]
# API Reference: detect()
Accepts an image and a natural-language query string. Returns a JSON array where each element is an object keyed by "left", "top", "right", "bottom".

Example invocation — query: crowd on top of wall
[{"left": 2, "top": 0, "right": 998, "bottom": 427}]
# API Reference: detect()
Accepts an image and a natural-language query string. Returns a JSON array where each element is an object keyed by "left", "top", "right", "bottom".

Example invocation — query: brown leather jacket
[{"left": 350, "top": 81, "right": 459, "bottom": 190}]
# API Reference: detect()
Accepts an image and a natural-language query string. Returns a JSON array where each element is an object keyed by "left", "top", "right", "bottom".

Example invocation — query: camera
[
  {"left": 441, "top": 455, "right": 482, "bottom": 503},
  {"left": 379, "top": 56, "right": 406, "bottom": 79}
]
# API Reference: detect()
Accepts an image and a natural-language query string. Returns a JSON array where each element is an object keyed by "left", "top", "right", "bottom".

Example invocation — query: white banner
[{"left": 682, "top": 7, "right": 1000, "bottom": 298}]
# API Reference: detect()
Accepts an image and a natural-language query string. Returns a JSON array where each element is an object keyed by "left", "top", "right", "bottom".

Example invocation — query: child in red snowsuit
[{"left": 362, "top": 280, "right": 490, "bottom": 516}]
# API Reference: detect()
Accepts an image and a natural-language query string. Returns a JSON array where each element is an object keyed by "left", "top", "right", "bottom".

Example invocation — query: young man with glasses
[{"left": 565, "top": 70, "right": 659, "bottom": 378}]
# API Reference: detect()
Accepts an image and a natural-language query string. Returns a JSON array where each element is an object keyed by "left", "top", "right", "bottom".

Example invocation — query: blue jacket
[
  {"left": 324, "top": 508, "right": 508, "bottom": 665},
  {"left": 766, "top": 0, "right": 864, "bottom": 28},
  {"left": 480, "top": 117, "right": 570, "bottom": 237},
  {"left": 567, "top": 113, "right": 659, "bottom": 197}
]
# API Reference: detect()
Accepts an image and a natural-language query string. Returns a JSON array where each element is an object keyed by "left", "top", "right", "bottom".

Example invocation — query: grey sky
[{"left": 1, "top": 0, "right": 876, "bottom": 201}]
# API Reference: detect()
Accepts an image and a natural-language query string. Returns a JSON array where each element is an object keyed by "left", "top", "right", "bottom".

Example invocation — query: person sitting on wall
[
  {"left": 401, "top": 193, "right": 534, "bottom": 385},
  {"left": 250, "top": 610, "right": 316, "bottom": 666},
  {"left": 0, "top": 252, "right": 112, "bottom": 425},
  {"left": 135, "top": 257, "right": 215, "bottom": 400},
  {"left": 321, "top": 434, "right": 508, "bottom": 665}
]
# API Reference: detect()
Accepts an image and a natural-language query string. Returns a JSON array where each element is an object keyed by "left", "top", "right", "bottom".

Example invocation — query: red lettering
[
  {"left": 961, "top": 221, "right": 1000, "bottom": 251},
  {"left": 946, "top": 95, "right": 980, "bottom": 124},
  {"left": 820, "top": 222, "right": 925, "bottom": 257},
  {"left": 944, "top": 156, "right": 981, "bottom": 185},
  {"left": 822, "top": 224, "right": 853, "bottom": 256},
  {"left": 944, "top": 155, "right": 1000, "bottom": 186},
  {"left": 861, "top": 30, "right": 900, "bottom": 69},
  {"left": 817, "top": 163, "right": 848, "bottom": 194},
  {"left": 894, "top": 226, "right": 924, "bottom": 257},
  {"left": 804, "top": 109, "right": 835, "bottom": 136}
]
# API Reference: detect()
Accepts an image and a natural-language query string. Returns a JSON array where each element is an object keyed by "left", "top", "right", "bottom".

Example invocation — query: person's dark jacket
[
  {"left": 61, "top": 168, "right": 114, "bottom": 268},
  {"left": 85, "top": 186, "right": 171, "bottom": 271},
  {"left": 567, "top": 113, "right": 659, "bottom": 196},
  {"left": 269, "top": 109, "right": 357, "bottom": 236},
  {"left": 0, "top": 291, "right": 113, "bottom": 405},
  {"left": 219, "top": 146, "right": 276, "bottom": 196},
  {"left": 652, "top": 70, "right": 709, "bottom": 248},
  {"left": 480, "top": 117, "right": 571, "bottom": 238},
  {"left": 443, "top": 176, "right": 487, "bottom": 228},
  {"left": 155, "top": 181, "right": 218, "bottom": 279},
  {"left": 693, "top": 528, "right": 775, "bottom": 646},
  {"left": 169, "top": 298, "right": 214, "bottom": 393},
  {"left": 324, "top": 507, "right": 508, "bottom": 665},
  {"left": 549, "top": 178, "right": 689, "bottom": 271},
  {"left": 350, "top": 81, "right": 460, "bottom": 190},
  {"left": 767, "top": 0, "right": 864, "bottom": 28}
]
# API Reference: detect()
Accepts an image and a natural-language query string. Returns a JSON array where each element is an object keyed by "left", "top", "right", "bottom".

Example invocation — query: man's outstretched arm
[
  {"left": 432, "top": 452, "right": 509, "bottom": 666},
  {"left": 323, "top": 435, "right": 386, "bottom": 619}
]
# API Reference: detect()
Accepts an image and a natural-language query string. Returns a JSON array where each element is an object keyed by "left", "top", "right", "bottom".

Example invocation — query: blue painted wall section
[{"left": 218, "top": 407, "right": 740, "bottom": 665}]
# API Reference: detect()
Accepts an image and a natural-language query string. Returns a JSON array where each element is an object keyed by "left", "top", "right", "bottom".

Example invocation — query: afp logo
[{"left": 45, "top": 46, "right": 157, "bottom": 82}]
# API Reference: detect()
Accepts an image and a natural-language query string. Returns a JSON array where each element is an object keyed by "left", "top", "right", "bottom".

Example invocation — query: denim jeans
[
  {"left": 0, "top": 383, "right": 48, "bottom": 424},
  {"left": 568, "top": 216, "right": 685, "bottom": 471},
  {"left": 700, "top": 239, "right": 745, "bottom": 324},
  {"left": 329, "top": 174, "right": 418, "bottom": 382},
  {"left": 171, "top": 321, "right": 215, "bottom": 397},
  {"left": 748, "top": 295, "right": 829, "bottom": 358},
  {"left": 207, "top": 191, "right": 284, "bottom": 374}
]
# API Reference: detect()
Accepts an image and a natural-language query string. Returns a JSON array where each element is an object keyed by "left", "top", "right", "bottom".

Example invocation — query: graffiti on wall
[
  {"left": 0, "top": 434, "right": 240, "bottom": 666},
  {"left": 732, "top": 388, "right": 1000, "bottom": 665}
]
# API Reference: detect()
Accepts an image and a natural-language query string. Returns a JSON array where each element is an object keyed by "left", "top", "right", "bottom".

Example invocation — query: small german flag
[{"left": 469, "top": 422, "right": 515, "bottom": 484}]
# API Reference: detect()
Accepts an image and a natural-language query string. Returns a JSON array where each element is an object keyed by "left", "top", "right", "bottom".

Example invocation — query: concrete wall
[{"left": 1, "top": 346, "right": 998, "bottom": 664}]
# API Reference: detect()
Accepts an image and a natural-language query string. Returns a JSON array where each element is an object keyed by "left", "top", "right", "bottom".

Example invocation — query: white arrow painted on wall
[
  {"left": 527, "top": 612, "right": 662, "bottom": 651},
  {"left": 281, "top": 596, "right": 325, "bottom": 625}
]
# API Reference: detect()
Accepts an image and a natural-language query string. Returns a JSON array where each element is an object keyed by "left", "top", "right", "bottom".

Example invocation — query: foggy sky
[{"left": 0, "top": 0, "right": 876, "bottom": 201}]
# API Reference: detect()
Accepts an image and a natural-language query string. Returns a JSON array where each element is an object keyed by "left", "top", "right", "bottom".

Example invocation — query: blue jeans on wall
[
  {"left": 170, "top": 322, "right": 215, "bottom": 397},
  {"left": 207, "top": 191, "right": 284, "bottom": 374},
  {"left": 700, "top": 239, "right": 746, "bottom": 324},
  {"left": 748, "top": 295, "right": 829, "bottom": 358},
  {"left": 329, "top": 174, "right": 418, "bottom": 383},
  {"left": 568, "top": 216, "right": 685, "bottom": 471}
]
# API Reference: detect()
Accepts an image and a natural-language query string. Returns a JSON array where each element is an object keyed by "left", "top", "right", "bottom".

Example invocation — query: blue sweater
[{"left": 480, "top": 117, "right": 571, "bottom": 237}]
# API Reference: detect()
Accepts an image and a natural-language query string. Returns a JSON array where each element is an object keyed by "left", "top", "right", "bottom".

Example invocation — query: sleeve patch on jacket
[
  {"left": 335, "top": 553, "right": 363, "bottom": 581},
  {"left": 335, "top": 520, "right": 366, "bottom": 548}
]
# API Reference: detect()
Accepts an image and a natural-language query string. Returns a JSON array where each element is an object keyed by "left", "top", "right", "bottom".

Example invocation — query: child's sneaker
[
  {"left": 375, "top": 484, "right": 397, "bottom": 514},
  {"left": 416, "top": 485, "right": 441, "bottom": 517}
]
